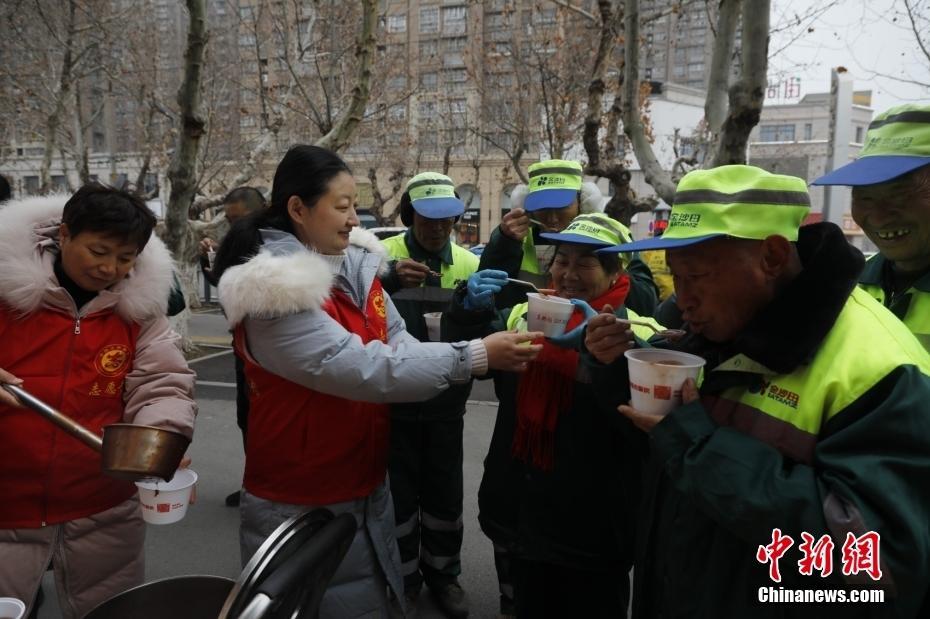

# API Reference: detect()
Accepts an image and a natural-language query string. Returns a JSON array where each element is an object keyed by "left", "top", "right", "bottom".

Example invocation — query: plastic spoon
[
  {"left": 619, "top": 318, "right": 686, "bottom": 340},
  {"left": 506, "top": 278, "right": 555, "bottom": 297}
]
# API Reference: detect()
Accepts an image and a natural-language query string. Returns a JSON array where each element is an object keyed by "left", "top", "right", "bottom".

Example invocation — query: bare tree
[
  {"left": 163, "top": 0, "right": 209, "bottom": 263},
  {"left": 851, "top": 0, "right": 930, "bottom": 91},
  {"left": 616, "top": 0, "right": 771, "bottom": 209},
  {"left": 1, "top": 0, "right": 126, "bottom": 193}
]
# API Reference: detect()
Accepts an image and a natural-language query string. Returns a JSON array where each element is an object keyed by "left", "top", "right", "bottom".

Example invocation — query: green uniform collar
[
  {"left": 860, "top": 253, "right": 930, "bottom": 293},
  {"left": 404, "top": 227, "right": 454, "bottom": 266}
]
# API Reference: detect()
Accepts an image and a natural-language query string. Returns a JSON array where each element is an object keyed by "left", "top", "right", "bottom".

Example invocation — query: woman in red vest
[
  {"left": 214, "top": 145, "right": 542, "bottom": 617},
  {"left": 0, "top": 185, "right": 197, "bottom": 618}
]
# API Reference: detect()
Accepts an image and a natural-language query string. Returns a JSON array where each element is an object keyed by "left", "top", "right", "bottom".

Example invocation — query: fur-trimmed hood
[
  {"left": 218, "top": 226, "right": 389, "bottom": 326},
  {"left": 0, "top": 194, "right": 175, "bottom": 322}
]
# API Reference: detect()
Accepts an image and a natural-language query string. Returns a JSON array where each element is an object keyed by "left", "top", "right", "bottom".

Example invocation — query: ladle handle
[{"left": 2, "top": 383, "right": 103, "bottom": 452}]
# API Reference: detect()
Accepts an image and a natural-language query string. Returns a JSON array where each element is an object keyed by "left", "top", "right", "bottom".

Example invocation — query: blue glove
[
  {"left": 546, "top": 298, "right": 598, "bottom": 349},
  {"left": 464, "top": 269, "right": 508, "bottom": 310}
]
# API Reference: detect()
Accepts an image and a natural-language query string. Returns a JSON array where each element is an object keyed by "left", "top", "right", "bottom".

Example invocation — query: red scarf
[{"left": 512, "top": 276, "right": 631, "bottom": 471}]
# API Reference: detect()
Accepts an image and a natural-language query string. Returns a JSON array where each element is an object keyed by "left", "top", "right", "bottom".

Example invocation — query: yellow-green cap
[
  {"left": 525, "top": 160, "right": 584, "bottom": 211},
  {"left": 813, "top": 103, "right": 930, "bottom": 186},
  {"left": 599, "top": 165, "right": 810, "bottom": 253}
]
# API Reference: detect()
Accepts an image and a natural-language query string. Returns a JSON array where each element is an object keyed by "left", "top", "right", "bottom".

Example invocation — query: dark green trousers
[{"left": 388, "top": 415, "right": 465, "bottom": 593}]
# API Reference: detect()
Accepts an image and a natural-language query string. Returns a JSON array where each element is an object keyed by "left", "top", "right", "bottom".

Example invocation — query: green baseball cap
[
  {"left": 405, "top": 172, "right": 464, "bottom": 219},
  {"left": 524, "top": 159, "right": 583, "bottom": 211},
  {"left": 813, "top": 103, "right": 930, "bottom": 186},
  {"left": 540, "top": 213, "right": 633, "bottom": 247},
  {"left": 599, "top": 165, "right": 810, "bottom": 252}
]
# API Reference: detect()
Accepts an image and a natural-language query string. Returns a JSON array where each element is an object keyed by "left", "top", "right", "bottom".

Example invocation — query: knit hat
[
  {"left": 599, "top": 165, "right": 810, "bottom": 252},
  {"left": 812, "top": 103, "right": 930, "bottom": 186}
]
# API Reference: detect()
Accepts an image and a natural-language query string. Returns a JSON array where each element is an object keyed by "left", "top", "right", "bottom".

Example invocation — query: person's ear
[
  {"left": 286, "top": 195, "right": 305, "bottom": 226},
  {"left": 760, "top": 235, "right": 792, "bottom": 279},
  {"left": 59, "top": 223, "right": 71, "bottom": 243}
]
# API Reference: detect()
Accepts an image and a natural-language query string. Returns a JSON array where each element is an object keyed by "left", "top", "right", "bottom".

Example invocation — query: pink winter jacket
[{"left": 0, "top": 195, "right": 197, "bottom": 528}]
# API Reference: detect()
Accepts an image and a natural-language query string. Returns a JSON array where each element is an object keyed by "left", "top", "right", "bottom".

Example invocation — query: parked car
[{"left": 368, "top": 226, "right": 406, "bottom": 241}]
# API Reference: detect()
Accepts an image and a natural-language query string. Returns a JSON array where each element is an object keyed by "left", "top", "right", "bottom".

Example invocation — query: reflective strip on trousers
[
  {"left": 395, "top": 512, "right": 419, "bottom": 539},
  {"left": 401, "top": 557, "right": 420, "bottom": 577},
  {"left": 421, "top": 511, "right": 463, "bottom": 533},
  {"left": 421, "top": 547, "right": 460, "bottom": 570}
]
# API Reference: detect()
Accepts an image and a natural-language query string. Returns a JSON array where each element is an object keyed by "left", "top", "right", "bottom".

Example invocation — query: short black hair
[
  {"left": 548, "top": 245, "right": 622, "bottom": 275},
  {"left": 61, "top": 183, "right": 157, "bottom": 251},
  {"left": 223, "top": 186, "right": 266, "bottom": 213},
  {"left": 0, "top": 174, "right": 10, "bottom": 203}
]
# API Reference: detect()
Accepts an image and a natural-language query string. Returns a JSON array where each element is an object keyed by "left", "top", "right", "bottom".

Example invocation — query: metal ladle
[{"left": 2, "top": 383, "right": 189, "bottom": 482}]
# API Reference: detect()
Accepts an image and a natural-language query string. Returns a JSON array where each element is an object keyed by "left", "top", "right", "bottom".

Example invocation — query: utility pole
[{"left": 822, "top": 68, "right": 853, "bottom": 227}]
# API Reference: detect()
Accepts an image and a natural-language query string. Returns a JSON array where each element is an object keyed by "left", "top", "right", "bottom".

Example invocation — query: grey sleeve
[
  {"left": 385, "top": 287, "right": 419, "bottom": 346},
  {"left": 244, "top": 308, "right": 474, "bottom": 403}
]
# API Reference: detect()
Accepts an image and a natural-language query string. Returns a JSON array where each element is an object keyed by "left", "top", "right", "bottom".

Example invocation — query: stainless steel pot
[{"left": 2, "top": 383, "right": 190, "bottom": 482}]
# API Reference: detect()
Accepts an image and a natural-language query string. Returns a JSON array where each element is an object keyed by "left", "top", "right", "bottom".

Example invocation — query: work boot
[
  {"left": 225, "top": 490, "right": 241, "bottom": 507},
  {"left": 389, "top": 588, "right": 419, "bottom": 619},
  {"left": 497, "top": 594, "right": 516, "bottom": 619},
  {"left": 430, "top": 579, "right": 469, "bottom": 619}
]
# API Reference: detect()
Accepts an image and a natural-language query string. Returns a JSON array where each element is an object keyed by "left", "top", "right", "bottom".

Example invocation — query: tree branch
[
  {"left": 711, "top": 0, "right": 770, "bottom": 167},
  {"left": 704, "top": 0, "right": 740, "bottom": 139},
  {"left": 164, "top": 0, "right": 209, "bottom": 258},
  {"left": 315, "top": 0, "right": 377, "bottom": 151},
  {"left": 622, "top": 0, "right": 676, "bottom": 204}
]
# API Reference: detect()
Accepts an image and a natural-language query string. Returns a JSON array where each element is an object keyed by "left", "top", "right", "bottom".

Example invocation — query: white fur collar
[
  {"left": 0, "top": 194, "right": 175, "bottom": 322},
  {"left": 348, "top": 226, "right": 390, "bottom": 275},
  {"left": 218, "top": 225, "right": 389, "bottom": 326}
]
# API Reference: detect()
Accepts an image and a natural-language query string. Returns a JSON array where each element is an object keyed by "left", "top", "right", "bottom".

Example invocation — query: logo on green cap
[
  {"left": 860, "top": 104, "right": 930, "bottom": 158},
  {"left": 406, "top": 172, "right": 456, "bottom": 202},
  {"left": 528, "top": 160, "right": 583, "bottom": 194},
  {"left": 665, "top": 166, "right": 810, "bottom": 243},
  {"left": 559, "top": 214, "right": 632, "bottom": 246}
]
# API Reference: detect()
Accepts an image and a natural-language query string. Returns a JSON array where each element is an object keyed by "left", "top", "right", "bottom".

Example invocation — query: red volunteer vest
[
  {"left": 0, "top": 305, "right": 139, "bottom": 528},
  {"left": 234, "top": 279, "right": 391, "bottom": 505}
]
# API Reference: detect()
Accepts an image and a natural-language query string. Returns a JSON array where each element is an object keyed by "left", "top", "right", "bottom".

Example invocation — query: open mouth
[{"left": 875, "top": 228, "right": 911, "bottom": 241}]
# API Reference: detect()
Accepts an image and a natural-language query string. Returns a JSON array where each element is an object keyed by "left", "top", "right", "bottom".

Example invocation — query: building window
[
  {"left": 855, "top": 126, "right": 864, "bottom": 143},
  {"left": 443, "top": 68, "right": 467, "bottom": 84},
  {"left": 388, "top": 104, "right": 407, "bottom": 121},
  {"left": 442, "top": 6, "right": 467, "bottom": 35},
  {"left": 485, "top": 12, "right": 510, "bottom": 30},
  {"left": 386, "top": 14, "right": 406, "bottom": 33},
  {"left": 535, "top": 7, "right": 557, "bottom": 25},
  {"left": 239, "top": 34, "right": 256, "bottom": 47},
  {"left": 420, "top": 6, "right": 439, "bottom": 33},
  {"left": 443, "top": 36, "right": 467, "bottom": 52},
  {"left": 418, "top": 100, "right": 438, "bottom": 123},
  {"left": 804, "top": 123, "right": 812, "bottom": 140},
  {"left": 759, "top": 124, "right": 796, "bottom": 142},
  {"left": 24, "top": 176, "right": 39, "bottom": 195},
  {"left": 420, "top": 72, "right": 438, "bottom": 89},
  {"left": 419, "top": 39, "right": 438, "bottom": 58},
  {"left": 388, "top": 75, "right": 407, "bottom": 90}
]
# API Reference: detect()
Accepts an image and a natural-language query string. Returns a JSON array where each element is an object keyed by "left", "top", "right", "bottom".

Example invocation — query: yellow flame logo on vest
[
  {"left": 372, "top": 289, "right": 387, "bottom": 319},
  {"left": 95, "top": 344, "right": 131, "bottom": 377}
]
